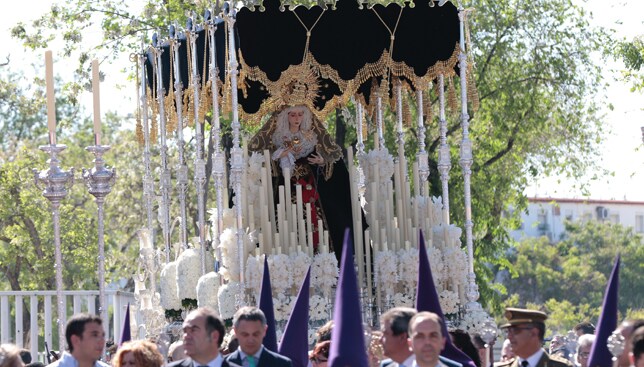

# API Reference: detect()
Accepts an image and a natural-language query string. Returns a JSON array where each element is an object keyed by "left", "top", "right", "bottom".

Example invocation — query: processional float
[{"left": 131, "top": 0, "right": 494, "bottom": 345}]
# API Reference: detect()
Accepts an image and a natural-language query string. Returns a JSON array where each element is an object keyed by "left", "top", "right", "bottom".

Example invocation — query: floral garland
[
  {"left": 176, "top": 248, "right": 201, "bottom": 300},
  {"left": 359, "top": 148, "right": 395, "bottom": 224},
  {"left": 375, "top": 250, "right": 398, "bottom": 297},
  {"left": 290, "top": 251, "right": 312, "bottom": 288},
  {"left": 439, "top": 289, "right": 460, "bottom": 315},
  {"left": 268, "top": 254, "right": 293, "bottom": 292},
  {"left": 245, "top": 152, "right": 265, "bottom": 230},
  {"left": 397, "top": 248, "right": 418, "bottom": 291},
  {"left": 208, "top": 207, "right": 237, "bottom": 238},
  {"left": 309, "top": 295, "right": 329, "bottom": 321},
  {"left": 197, "top": 272, "right": 220, "bottom": 309},
  {"left": 311, "top": 252, "right": 338, "bottom": 296},
  {"left": 217, "top": 281, "right": 243, "bottom": 320},
  {"left": 273, "top": 294, "right": 295, "bottom": 321},
  {"left": 392, "top": 292, "right": 414, "bottom": 308},
  {"left": 245, "top": 254, "right": 264, "bottom": 300},
  {"left": 159, "top": 262, "right": 182, "bottom": 310}
]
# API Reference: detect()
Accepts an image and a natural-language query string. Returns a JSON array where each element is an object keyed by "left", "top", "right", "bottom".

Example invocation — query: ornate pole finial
[
  {"left": 82, "top": 144, "right": 116, "bottom": 333},
  {"left": 34, "top": 144, "right": 74, "bottom": 351}
]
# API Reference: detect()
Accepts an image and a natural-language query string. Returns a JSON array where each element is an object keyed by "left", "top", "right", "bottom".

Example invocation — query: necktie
[
  {"left": 248, "top": 355, "right": 257, "bottom": 367},
  {"left": 521, "top": 360, "right": 529, "bottom": 367}
]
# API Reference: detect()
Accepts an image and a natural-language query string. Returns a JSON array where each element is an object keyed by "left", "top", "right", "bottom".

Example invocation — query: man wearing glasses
[{"left": 497, "top": 308, "right": 572, "bottom": 367}]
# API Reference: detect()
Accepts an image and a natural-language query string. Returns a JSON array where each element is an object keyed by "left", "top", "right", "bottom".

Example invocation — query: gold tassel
[
  {"left": 424, "top": 87, "right": 433, "bottom": 124},
  {"left": 447, "top": 76, "right": 458, "bottom": 114},
  {"left": 403, "top": 93, "right": 412, "bottom": 127},
  {"left": 147, "top": 86, "right": 158, "bottom": 143},
  {"left": 136, "top": 112, "right": 144, "bottom": 146},
  {"left": 467, "top": 64, "right": 480, "bottom": 112}
]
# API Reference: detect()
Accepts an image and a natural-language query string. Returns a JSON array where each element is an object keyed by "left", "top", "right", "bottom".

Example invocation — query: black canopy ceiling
[{"left": 146, "top": 0, "right": 460, "bottom": 123}]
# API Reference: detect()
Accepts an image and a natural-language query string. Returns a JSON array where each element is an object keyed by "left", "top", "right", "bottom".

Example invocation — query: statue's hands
[{"left": 308, "top": 153, "right": 324, "bottom": 166}]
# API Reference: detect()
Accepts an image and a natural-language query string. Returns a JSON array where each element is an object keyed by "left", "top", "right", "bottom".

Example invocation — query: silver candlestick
[
  {"left": 83, "top": 145, "right": 116, "bottom": 330},
  {"left": 34, "top": 144, "right": 74, "bottom": 350}
]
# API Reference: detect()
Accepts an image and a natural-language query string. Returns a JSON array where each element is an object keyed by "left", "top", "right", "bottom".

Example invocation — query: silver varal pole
[
  {"left": 207, "top": 11, "right": 225, "bottom": 271},
  {"left": 187, "top": 17, "right": 208, "bottom": 275},
  {"left": 170, "top": 24, "right": 189, "bottom": 248},
  {"left": 416, "top": 89, "right": 429, "bottom": 195},
  {"left": 82, "top": 145, "right": 116, "bottom": 333},
  {"left": 152, "top": 34, "right": 173, "bottom": 263},
  {"left": 34, "top": 144, "right": 73, "bottom": 350},
  {"left": 225, "top": 6, "right": 246, "bottom": 306},
  {"left": 458, "top": 7, "right": 480, "bottom": 310},
  {"left": 139, "top": 41, "right": 155, "bottom": 236},
  {"left": 437, "top": 74, "right": 451, "bottom": 225}
]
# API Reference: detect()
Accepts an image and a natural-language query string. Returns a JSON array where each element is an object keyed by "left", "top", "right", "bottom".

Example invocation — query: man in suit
[
  {"left": 495, "top": 308, "right": 572, "bottom": 367},
  {"left": 168, "top": 307, "right": 226, "bottom": 367},
  {"left": 225, "top": 306, "right": 292, "bottom": 367},
  {"left": 407, "top": 312, "right": 450, "bottom": 367},
  {"left": 380, "top": 308, "right": 461, "bottom": 367}
]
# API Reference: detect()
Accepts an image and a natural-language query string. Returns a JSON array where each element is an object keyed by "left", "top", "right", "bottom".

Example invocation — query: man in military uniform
[{"left": 496, "top": 308, "right": 572, "bottom": 367}]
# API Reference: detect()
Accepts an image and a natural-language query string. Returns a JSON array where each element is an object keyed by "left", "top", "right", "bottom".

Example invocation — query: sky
[{"left": 1, "top": 0, "right": 642, "bottom": 201}]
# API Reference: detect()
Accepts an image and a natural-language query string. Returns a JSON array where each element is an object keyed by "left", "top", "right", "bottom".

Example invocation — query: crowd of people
[{"left": 0, "top": 307, "right": 642, "bottom": 367}]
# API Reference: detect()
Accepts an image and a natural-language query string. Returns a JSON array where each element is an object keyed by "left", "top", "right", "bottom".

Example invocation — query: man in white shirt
[
  {"left": 407, "top": 312, "right": 447, "bottom": 367},
  {"left": 47, "top": 313, "right": 109, "bottom": 367},
  {"left": 168, "top": 307, "right": 227, "bottom": 367}
]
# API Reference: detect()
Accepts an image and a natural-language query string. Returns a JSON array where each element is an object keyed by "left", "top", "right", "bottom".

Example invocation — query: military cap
[{"left": 500, "top": 308, "right": 547, "bottom": 328}]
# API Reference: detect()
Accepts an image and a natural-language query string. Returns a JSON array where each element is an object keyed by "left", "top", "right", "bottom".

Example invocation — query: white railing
[{"left": 0, "top": 290, "right": 138, "bottom": 360}]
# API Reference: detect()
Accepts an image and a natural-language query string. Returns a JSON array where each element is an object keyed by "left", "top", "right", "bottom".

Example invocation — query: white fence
[{"left": 0, "top": 290, "right": 137, "bottom": 360}]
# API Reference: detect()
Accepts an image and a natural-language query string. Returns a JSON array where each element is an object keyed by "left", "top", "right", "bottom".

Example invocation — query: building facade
[{"left": 510, "top": 197, "right": 644, "bottom": 243}]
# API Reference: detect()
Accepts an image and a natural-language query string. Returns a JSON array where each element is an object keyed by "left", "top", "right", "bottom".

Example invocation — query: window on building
[
  {"left": 582, "top": 212, "right": 592, "bottom": 223},
  {"left": 636, "top": 214, "right": 644, "bottom": 233},
  {"left": 609, "top": 213, "right": 620, "bottom": 224}
]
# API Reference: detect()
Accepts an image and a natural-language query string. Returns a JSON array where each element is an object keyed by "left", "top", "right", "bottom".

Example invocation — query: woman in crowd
[
  {"left": 310, "top": 340, "right": 330, "bottom": 367},
  {"left": 0, "top": 344, "right": 24, "bottom": 367},
  {"left": 111, "top": 340, "right": 164, "bottom": 367}
]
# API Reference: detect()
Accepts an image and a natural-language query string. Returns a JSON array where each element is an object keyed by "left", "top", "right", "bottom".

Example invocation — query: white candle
[
  {"left": 92, "top": 59, "right": 101, "bottom": 145},
  {"left": 45, "top": 51, "right": 56, "bottom": 145},
  {"left": 317, "top": 219, "right": 323, "bottom": 249}
]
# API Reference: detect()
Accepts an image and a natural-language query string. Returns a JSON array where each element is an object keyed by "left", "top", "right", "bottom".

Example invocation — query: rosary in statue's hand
[{"left": 308, "top": 153, "right": 324, "bottom": 165}]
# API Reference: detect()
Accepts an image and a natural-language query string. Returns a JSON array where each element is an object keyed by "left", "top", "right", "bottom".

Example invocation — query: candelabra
[
  {"left": 82, "top": 145, "right": 116, "bottom": 327},
  {"left": 135, "top": 228, "right": 166, "bottom": 340},
  {"left": 34, "top": 144, "right": 74, "bottom": 350}
]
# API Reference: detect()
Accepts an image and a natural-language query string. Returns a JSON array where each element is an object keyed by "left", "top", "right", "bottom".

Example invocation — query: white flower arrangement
[
  {"left": 245, "top": 254, "right": 264, "bottom": 300},
  {"left": 159, "top": 262, "right": 182, "bottom": 310},
  {"left": 176, "top": 248, "right": 202, "bottom": 300},
  {"left": 218, "top": 226, "right": 255, "bottom": 282},
  {"left": 268, "top": 254, "right": 293, "bottom": 292},
  {"left": 443, "top": 245, "right": 468, "bottom": 287},
  {"left": 426, "top": 245, "right": 445, "bottom": 289},
  {"left": 460, "top": 310, "right": 490, "bottom": 336},
  {"left": 311, "top": 252, "right": 338, "bottom": 297},
  {"left": 308, "top": 328, "right": 318, "bottom": 347},
  {"left": 392, "top": 292, "right": 414, "bottom": 308},
  {"left": 217, "top": 281, "right": 242, "bottom": 320},
  {"left": 309, "top": 295, "right": 329, "bottom": 321},
  {"left": 273, "top": 294, "right": 295, "bottom": 321},
  {"left": 197, "top": 272, "right": 220, "bottom": 309},
  {"left": 290, "top": 251, "right": 312, "bottom": 288},
  {"left": 439, "top": 289, "right": 460, "bottom": 315},
  {"left": 374, "top": 250, "right": 398, "bottom": 297},
  {"left": 397, "top": 248, "right": 418, "bottom": 290}
]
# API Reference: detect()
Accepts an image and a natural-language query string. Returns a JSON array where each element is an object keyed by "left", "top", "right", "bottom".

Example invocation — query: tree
[
  {"left": 8, "top": 0, "right": 615, "bottom": 314},
  {"left": 615, "top": 36, "right": 644, "bottom": 92},
  {"left": 499, "top": 220, "right": 643, "bottom": 334}
]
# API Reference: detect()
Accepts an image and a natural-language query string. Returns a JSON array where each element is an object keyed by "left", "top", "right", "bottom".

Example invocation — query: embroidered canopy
[{"left": 145, "top": 0, "right": 460, "bottom": 124}]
